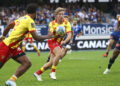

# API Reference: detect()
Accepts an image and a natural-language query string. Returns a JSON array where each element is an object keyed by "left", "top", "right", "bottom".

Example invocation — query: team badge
[{"left": 31, "top": 23, "right": 35, "bottom": 28}]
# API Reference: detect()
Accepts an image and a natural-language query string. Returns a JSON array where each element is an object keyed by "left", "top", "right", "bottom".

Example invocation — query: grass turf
[{"left": 0, "top": 51, "right": 120, "bottom": 86}]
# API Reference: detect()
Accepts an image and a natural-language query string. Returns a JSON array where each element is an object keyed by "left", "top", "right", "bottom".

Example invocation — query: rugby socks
[
  {"left": 108, "top": 58, "right": 115, "bottom": 69},
  {"left": 51, "top": 65, "right": 56, "bottom": 72},
  {"left": 9, "top": 75, "right": 17, "bottom": 82},
  {"left": 32, "top": 45, "right": 40, "bottom": 56},
  {"left": 36, "top": 67, "right": 45, "bottom": 75}
]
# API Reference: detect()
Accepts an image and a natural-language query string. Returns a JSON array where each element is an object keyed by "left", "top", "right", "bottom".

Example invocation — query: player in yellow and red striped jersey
[
  {"left": 34, "top": 7, "right": 72, "bottom": 81},
  {"left": 22, "top": 32, "right": 40, "bottom": 56},
  {"left": 0, "top": 3, "right": 53, "bottom": 86},
  {"left": 46, "top": 15, "right": 73, "bottom": 62}
]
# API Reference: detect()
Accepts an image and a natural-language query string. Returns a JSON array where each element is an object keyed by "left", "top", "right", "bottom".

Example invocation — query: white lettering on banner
[
  {"left": 83, "top": 24, "right": 112, "bottom": 35},
  {"left": 26, "top": 43, "right": 34, "bottom": 50},
  {"left": 89, "top": 41, "right": 96, "bottom": 48},
  {"left": 38, "top": 42, "right": 49, "bottom": 50},
  {"left": 77, "top": 41, "right": 83, "bottom": 48},
  {"left": 77, "top": 40, "right": 109, "bottom": 49},
  {"left": 26, "top": 42, "right": 49, "bottom": 51}
]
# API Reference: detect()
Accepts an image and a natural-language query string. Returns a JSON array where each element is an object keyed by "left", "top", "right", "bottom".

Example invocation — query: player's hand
[
  {"left": 0, "top": 36, "right": 5, "bottom": 42},
  {"left": 61, "top": 41, "right": 66, "bottom": 46},
  {"left": 115, "top": 29, "right": 118, "bottom": 32},
  {"left": 48, "top": 29, "right": 54, "bottom": 38},
  {"left": 77, "top": 34, "right": 81, "bottom": 37}
]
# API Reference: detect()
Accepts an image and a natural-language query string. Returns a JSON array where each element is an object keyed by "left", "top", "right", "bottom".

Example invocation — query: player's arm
[
  {"left": 28, "top": 20, "right": 54, "bottom": 41},
  {"left": 115, "top": 18, "right": 120, "bottom": 32},
  {"left": 61, "top": 32, "right": 72, "bottom": 46},
  {"left": 70, "top": 31, "right": 74, "bottom": 44},
  {"left": 0, "top": 22, "right": 15, "bottom": 42},
  {"left": 30, "top": 30, "right": 53, "bottom": 41},
  {"left": 115, "top": 22, "right": 119, "bottom": 32},
  {"left": 64, "top": 32, "right": 72, "bottom": 43},
  {"left": 77, "top": 32, "right": 83, "bottom": 37},
  {"left": 3, "top": 22, "right": 15, "bottom": 37}
]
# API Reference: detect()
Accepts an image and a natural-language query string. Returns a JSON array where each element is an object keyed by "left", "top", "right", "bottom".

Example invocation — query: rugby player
[
  {"left": 34, "top": 7, "right": 72, "bottom": 81},
  {"left": 0, "top": 3, "right": 53, "bottom": 86},
  {"left": 103, "top": 17, "right": 120, "bottom": 74},
  {"left": 103, "top": 15, "right": 120, "bottom": 57}
]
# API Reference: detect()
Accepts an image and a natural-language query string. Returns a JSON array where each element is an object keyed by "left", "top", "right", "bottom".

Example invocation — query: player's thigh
[
  {"left": 109, "top": 39, "right": 115, "bottom": 45},
  {"left": 53, "top": 46, "right": 62, "bottom": 56},
  {"left": 49, "top": 54, "right": 55, "bottom": 62},
  {"left": 14, "top": 55, "right": 31, "bottom": 65}
]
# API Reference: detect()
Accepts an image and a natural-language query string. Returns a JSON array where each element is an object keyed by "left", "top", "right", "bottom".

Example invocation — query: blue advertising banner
[
  {"left": 0, "top": 24, "right": 112, "bottom": 36},
  {"left": 36, "top": 24, "right": 48, "bottom": 35},
  {"left": 82, "top": 24, "right": 112, "bottom": 36}
]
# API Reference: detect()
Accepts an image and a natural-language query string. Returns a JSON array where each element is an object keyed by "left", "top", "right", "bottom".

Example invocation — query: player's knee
[
  {"left": 24, "top": 61, "right": 32, "bottom": 68},
  {"left": 27, "top": 61, "right": 32, "bottom": 68}
]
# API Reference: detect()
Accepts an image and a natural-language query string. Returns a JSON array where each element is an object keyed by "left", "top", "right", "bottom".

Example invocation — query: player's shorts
[
  {"left": 48, "top": 39, "right": 62, "bottom": 54},
  {"left": 24, "top": 37, "right": 33, "bottom": 43},
  {"left": 0, "top": 41, "right": 25, "bottom": 63},
  {"left": 110, "top": 31, "right": 120, "bottom": 41}
]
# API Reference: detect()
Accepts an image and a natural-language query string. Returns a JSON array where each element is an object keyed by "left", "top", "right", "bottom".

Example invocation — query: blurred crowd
[{"left": 0, "top": 3, "right": 119, "bottom": 25}]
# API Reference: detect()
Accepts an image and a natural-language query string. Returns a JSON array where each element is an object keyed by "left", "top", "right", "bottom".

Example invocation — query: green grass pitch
[{"left": 0, "top": 51, "right": 120, "bottom": 86}]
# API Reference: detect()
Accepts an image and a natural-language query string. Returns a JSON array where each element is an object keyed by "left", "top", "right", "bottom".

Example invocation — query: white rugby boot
[
  {"left": 103, "top": 68, "right": 110, "bottom": 74},
  {"left": 50, "top": 72, "right": 56, "bottom": 80},
  {"left": 6, "top": 80, "right": 16, "bottom": 86},
  {"left": 34, "top": 72, "right": 42, "bottom": 81}
]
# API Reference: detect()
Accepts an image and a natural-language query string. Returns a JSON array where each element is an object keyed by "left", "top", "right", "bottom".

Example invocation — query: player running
[
  {"left": 46, "top": 17, "right": 82, "bottom": 62},
  {"left": 0, "top": 3, "right": 53, "bottom": 86},
  {"left": 46, "top": 15, "right": 72, "bottom": 62},
  {"left": 22, "top": 32, "right": 40, "bottom": 56},
  {"left": 103, "top": 17, "right": 120, "bottom": 74},
  {"left": 34, "top": 7, "right": 72, "bottom": 81},
  {"left": 103, "top": 15, "right": 120, "bottom": 57}
]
